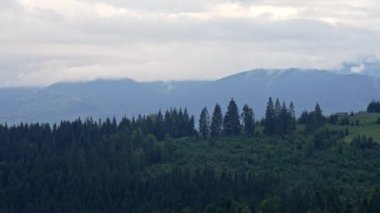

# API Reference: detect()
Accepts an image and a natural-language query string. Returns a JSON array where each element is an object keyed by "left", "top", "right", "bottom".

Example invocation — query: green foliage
[
  {"left": 210, "top": 104, "right": 223, "bottom": 138},
  {"left": 205, "top": 198, "right": 251, "bottom": 213},
  {"left": 328, "top": 112, "right": 380, "bottom": 142},
  {"left": 264, "top": 97, "right": 276, "bottom": 135},
  {"left": 199, "top": 107, "right": 210, "bottom": 138},
  {"left": 264, "top": 97, "right": 296, "bottom": 136},
  {"left": 241, "top": 104, "right": 255, "bottom": 137},
  {"left": 340, "top": 116, "right": 350, "bottom": 125},
  {"left": 119, "top": 107, "right": 196, "bottom": 141},
  {"left": 367, "top": 100, "right": 380, "bottom": 113},
  {"left": 1, "top": 118, "right": 380, "bottom": 212},
  {"left": 258, "top": 196, "right": 283, "bottom": 213},
  {"left": 1, "top": 99, "right": 380, "bottom": 212},
  {"left": 351, "top": 135, "right": 378, "bottom": 150},
  {"left": 299, "top": 104, "right": 326, "bottom": 133},
  {"left": 223, "top": 98, "right": 241, "bottom": 136},
  {"left": 329, "top": 114, "right": 338, "bottom": 125}
]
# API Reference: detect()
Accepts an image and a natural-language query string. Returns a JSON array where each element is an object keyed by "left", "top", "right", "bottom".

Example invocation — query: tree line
[
  {"left": 367, "top": 100, "right": 380, "bottom": 113},
  {"left": 263, "top": 97, "right": 296, "bottom": 135},
  {"left": 0, "top": 96, "right": 331, "bottom": 147},
  {"left": 199, "top": 99, "right": 256, "bottom": 138},
  {"left": 298, "top": 104, "right": 325, "bottom": 133},
  {"left": 199, "top": 97, "right": 299, "bottom": 138},
  {"left": 0, "top": 98, "right": 380, "bottom": 212}
]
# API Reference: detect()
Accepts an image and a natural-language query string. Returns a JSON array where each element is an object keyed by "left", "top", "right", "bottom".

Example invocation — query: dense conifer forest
[
  {"left": 367, "top": 101, "right": 380, "bottom": 113},
  {"left": 1, "top": 98, "right": 380, "bottom": 212}
]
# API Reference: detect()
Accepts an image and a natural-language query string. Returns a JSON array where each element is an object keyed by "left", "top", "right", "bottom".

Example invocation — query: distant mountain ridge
[{"left": 1, "top": 69, "right": 380, "bottom": 124}]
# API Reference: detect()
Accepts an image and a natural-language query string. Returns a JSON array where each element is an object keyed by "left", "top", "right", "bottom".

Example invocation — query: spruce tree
[
  {"left": 183, "top": 108, "right": 190, "bottom": 135},
  {"left": 314, "top": 104, "right": 324, "bottom": 126},
  {"left": 199, "top": 107, "right": 210, "bottom": 138},
  {"left": 223, "top": 98, "right": 241, "bottom": 136},
  {"left": 155, "top": 110, "right": 165, "bottom": 140},
  {"left": 288, "top": 102, "right": 296, "bottom": 132},
  {"left": 171, "top": 108, "right": 179, "bottom": 137},
  {"left": 164, "top": 110, "right": 171, "bottom": 136},
  {"left": 189, "top": 115, "right": 196, "bottom": 136},
  {"left": 304, "top": 103, "right": 325, "bottom": 133},
  {"left": 274, "top": 98, "right": 281, "bottom": 117},
  {"left": 274, "top": 98, "right": 282, "bottom": 133},
  {"left": 279, "top": 102, "right": 288, "bottom": 135},
  {"left": 367, "top": 101, "right": 380, "bottom": 113},
  {"left": 242, "top": 104, "right": 255, "bottom": 137},
  {"left": 264, "top": 97, "right": 276, "bottom": 135},
  {"left": 210, "top": 104, "right": 223, "bottom": 137},
  {"left": 178, "top": 108, "right": 185, "bottom": 137}
]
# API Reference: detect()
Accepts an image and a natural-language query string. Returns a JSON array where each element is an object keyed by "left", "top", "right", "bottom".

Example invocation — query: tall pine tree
[
  {"left": 199, "top": 107, "right": 210, "bottom": 138},
  {"left": 155, "top": 110, "right": 165, "bottom": 140},
  {"left": 278, "top": 102, "right": 288, "bottom": 135},
  {"left": 274, "top": 98, "right": 282, "bottom": 133},
  {"left": 288, "top": 102, "right": 296, "bottom": 133},
  {"left": 223, "top": 98, "right": 241, "bottom": 136},
  {"left": 314, "top": 104, "right": 324, "bottom": 124},
  {"left": 304, "top": 103, "right": 325, "bottom": 133},
  {"left": 242, "top": 104, "right": 255, "bottom": 137},
  {"left": 210, "top": 104, "right": 223, "bottom": 137},
  {"left": 264, "top": 97, "right": 276, "bottom": 135}
]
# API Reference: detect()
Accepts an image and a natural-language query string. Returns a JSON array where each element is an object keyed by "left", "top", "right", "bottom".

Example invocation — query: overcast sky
[{"left": 0, "top": 0, "right": 379, "bottom": 86}]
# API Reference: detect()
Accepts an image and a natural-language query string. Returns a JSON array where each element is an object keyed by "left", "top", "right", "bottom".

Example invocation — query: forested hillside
[{"left": 1, "top": 98, "right": 380, "bottom": 212}]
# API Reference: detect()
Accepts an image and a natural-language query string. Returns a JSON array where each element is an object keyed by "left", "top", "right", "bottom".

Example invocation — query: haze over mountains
[{"left": 1, "top": 69, "right": 379, "bottom": 124}]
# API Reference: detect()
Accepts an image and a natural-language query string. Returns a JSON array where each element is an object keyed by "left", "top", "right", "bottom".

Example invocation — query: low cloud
[{"left": 0, "top": 0, "right": 380, "bottom": 86}]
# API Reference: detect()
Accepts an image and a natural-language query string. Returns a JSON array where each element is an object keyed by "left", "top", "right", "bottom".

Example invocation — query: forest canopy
[{"left": 0, "top": 98, "right": 380, "bottom": 212}]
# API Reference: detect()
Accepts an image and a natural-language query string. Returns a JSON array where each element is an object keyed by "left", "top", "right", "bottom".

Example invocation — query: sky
[{"left": 0, "top": 0, "right": 380, "bottom": 86}]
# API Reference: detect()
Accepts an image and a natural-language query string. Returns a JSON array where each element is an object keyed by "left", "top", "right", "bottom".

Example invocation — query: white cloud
[
  {"left": 350, "top": 64, "right": 365, "bottom": 74},
  {"left": 0, "top": 0, "right": 380, "bottom": 86}
]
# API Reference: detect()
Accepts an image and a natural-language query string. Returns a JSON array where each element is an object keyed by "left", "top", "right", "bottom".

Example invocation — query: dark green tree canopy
[
  {"left": 223, "top": 98, "right": 241, "bottom": 136},
  {"left": 0, "top": 98, "right": 378, "bottom": 213},
  {"left": 367, "top": 100, "right": 380, "bottom": 113},
  {"left": 264, "top": 97, "right": 276, "bottom": 135},
  {"left": 264, "top": 97, "right": 296, "bottom": 136},
  {"left": 199, "top": 107, "right": 210, "bottom": 138},
  {"left": 299, "top": 103, "right": 326, "bottom": 133},
  {"left": 241, "top": 104, "right": 255, "bottom": 137},
  {"left": 210, "top": 104, "right": 223, "bottom": 137},
  {"left": 314, "top": 104, "right": 324, "bottom": 123}
]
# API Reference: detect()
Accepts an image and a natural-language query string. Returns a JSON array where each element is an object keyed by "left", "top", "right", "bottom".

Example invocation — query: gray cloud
[{"left": 0, "top": 0, "right": 380, "bottom": 86}]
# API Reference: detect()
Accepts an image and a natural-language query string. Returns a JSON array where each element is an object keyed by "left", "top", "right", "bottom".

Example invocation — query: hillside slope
[{"left": 0, "top": 69, "right": 379, "bottom": 123}]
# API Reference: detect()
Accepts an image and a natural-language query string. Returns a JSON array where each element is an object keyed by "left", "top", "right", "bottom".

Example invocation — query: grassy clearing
[{"left": 328, "top": 112, "right": 380, "bottom": 142}]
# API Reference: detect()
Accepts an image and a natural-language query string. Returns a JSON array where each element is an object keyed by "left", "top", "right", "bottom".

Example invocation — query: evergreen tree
[
  {"left": 164, "top": 110, "right": 172, "bottom": 136},
  {"left": 171, "top": 108, "right": 179, "bottom": 137},
  {"left": 210, "top": 104, "right": 223, "bottom": 137},
  {"left": 328, "top": 114, "right": 338, "bottom": 125},
  {"left": 274, "top": 98, "right": 281, "bottom": 117},
  {"left": 241, "top": 104, "right": 255, "bottom": 137},
  {"left": 199, "top": 107, "right": 210, "bottom": 138},
  {"left": 288, "top": 102, "right": 296, "bottom": 132},
  {"left": 264, "top": 97, "right": 276, "bottom": 135},
  {"left": 184, "top": 108, "right": 191, "bottom": 135},
  {"left": 178, "top": 108, "right": 185, "bottom": 137},
  {"left": 303, "top": 103, "right": 326, "bottom": 133},
  {"left": 367, "top": 100, "right": 380, "bottom": 113},
  {"left": 278, "top": 102, "right": 288, "bottom": 135},
  {"left": 155, "top": 110, "right": 165, "bottom": 140},
  {"left": 223, "top": 98, "right": 241, "bottom": 136},
  {"left": 189, "top": 115, "right": 196, "bottom": 136},
  {"left": 314, "top": 104, "right": 324, "bottom": 125},
  {"left": 274, "top": 98, "right": 282, "bottom": 133}
]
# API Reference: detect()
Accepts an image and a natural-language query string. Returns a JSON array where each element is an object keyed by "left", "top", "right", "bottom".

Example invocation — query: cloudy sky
[{"left": 0, "top": 0, "right": 379, "bottom": 86}]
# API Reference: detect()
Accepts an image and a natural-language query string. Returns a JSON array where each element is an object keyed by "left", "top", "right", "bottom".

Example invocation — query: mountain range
[{"left": 1, "top": 69, "right": 379, "bottom": 124}]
